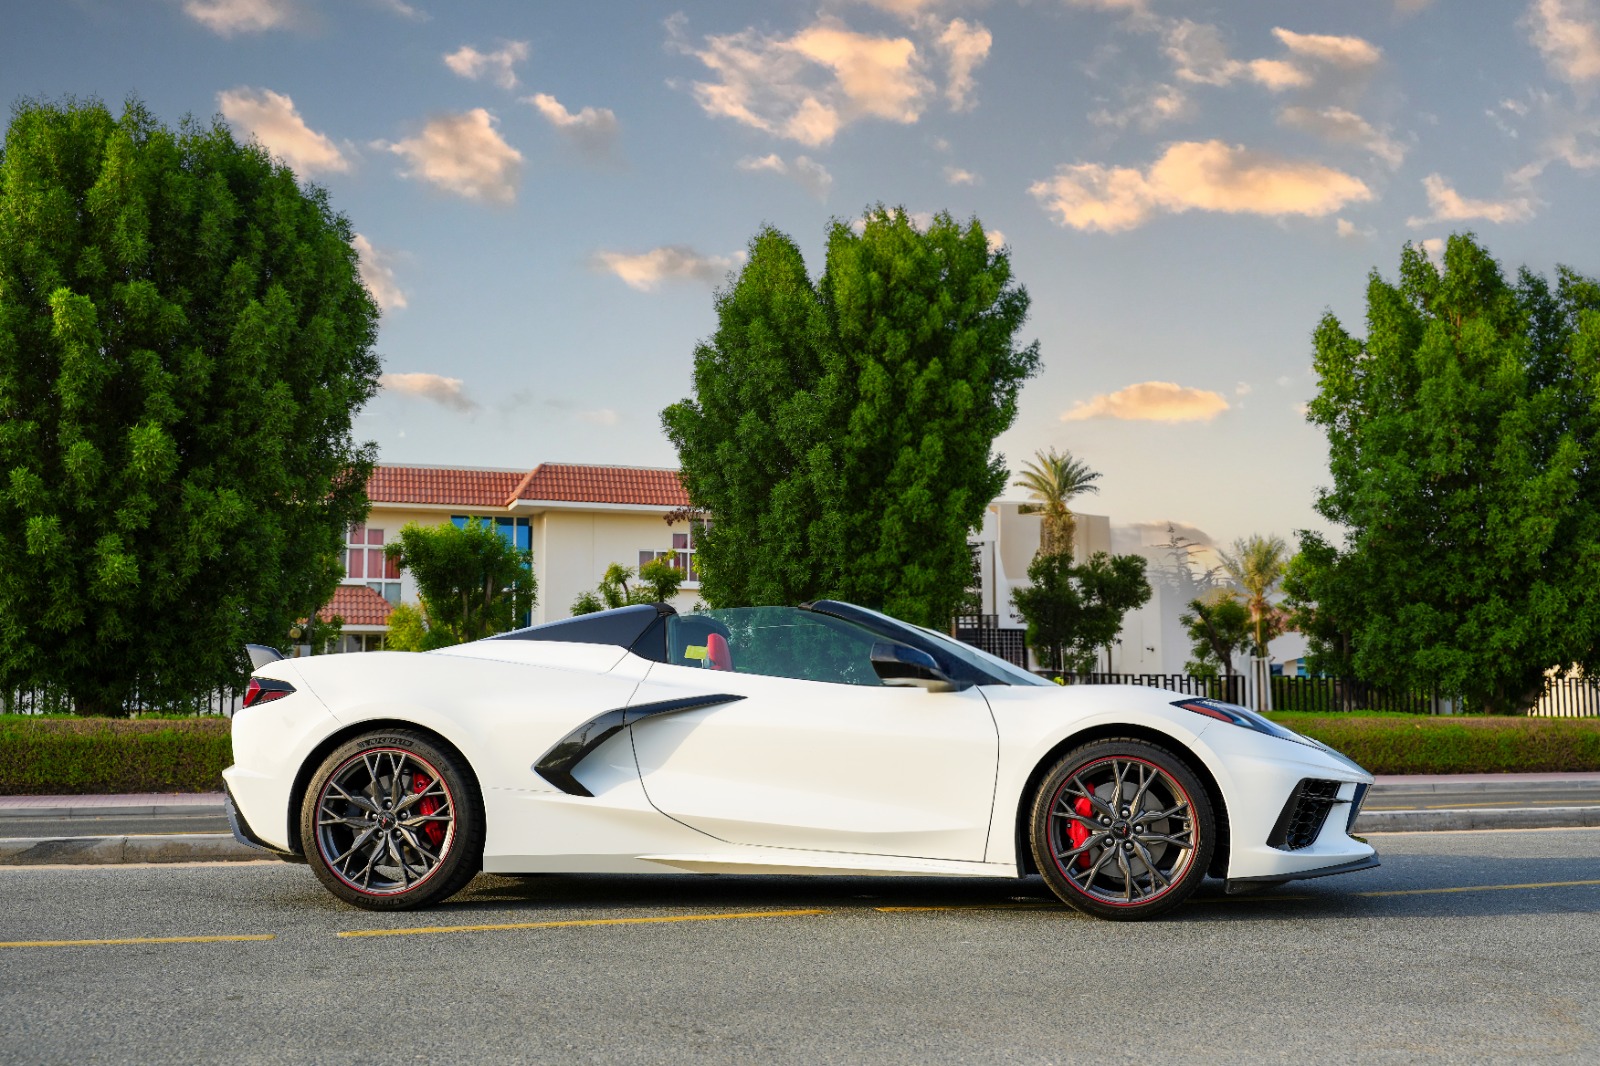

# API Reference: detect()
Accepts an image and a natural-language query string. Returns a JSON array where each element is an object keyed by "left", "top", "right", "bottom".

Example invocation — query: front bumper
[{"left": 1199, "top": 725, "right": 1378, "bottom": 882}]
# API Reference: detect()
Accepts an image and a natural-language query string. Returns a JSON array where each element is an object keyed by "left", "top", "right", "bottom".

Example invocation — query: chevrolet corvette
[{"left": 224, "top": 600, "right": 1377, "bottom": 920}]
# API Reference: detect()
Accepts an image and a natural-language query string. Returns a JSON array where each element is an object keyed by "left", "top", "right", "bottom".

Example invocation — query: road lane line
[
  {"left": 0, "top": 934, "right": 275, "bottom": 949},
  {"left": 873, "top": 903, "right": 1062, "bottom": 913},
  {"left": 1356, "top": 878, "right": 1600, "bottom": 898},
  {"left": 337, "top": 908, "right": 827, "bottom": 938}
]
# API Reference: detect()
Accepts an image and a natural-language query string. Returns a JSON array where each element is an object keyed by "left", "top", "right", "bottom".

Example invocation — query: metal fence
[
  {"left": 1060, "top": 672, "right": 1250, "bottom": 705},
  {"left": 1529, "top": 676, "right": 1600, "bottom": 717},
  {"left": 2, "top": 684, "right": 244, "bottom": 717},
  {"left": 1271, "top": 676, "right": 1436, "bottom": 715}
]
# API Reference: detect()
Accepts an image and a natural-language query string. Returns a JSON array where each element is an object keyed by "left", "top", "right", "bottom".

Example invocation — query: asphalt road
[{"left": 2, "top": 828, "right": 1598, "bottom": 1065}]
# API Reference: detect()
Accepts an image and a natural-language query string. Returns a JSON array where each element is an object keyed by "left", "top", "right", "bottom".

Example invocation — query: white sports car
[{"left": 225, "top": 601, "right": 1377, "bottom": 920}]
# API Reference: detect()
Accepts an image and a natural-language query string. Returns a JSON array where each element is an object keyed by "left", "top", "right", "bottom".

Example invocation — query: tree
[
  {"left": 383, "top": 521, "right": 535, "bottom": 647},
  {"left": 1280, "top": 542, "right": 1354, "bottom": 678},
  {"left": 1012, "top": 551, "right": 1151, "bottom": 675},
  {"left": 383, "top": 602, "right": 432, "bottom": 652},
  {"left": 1180, "top": 592, "right": 1252, "bottom": 679},
  {"left": 1301, "top": 234, "right": 1600, "bottom": 713},
  {"left": 1013, "top": 448, "right": 1101, "bottom": 557},
  {"left": 664, "top": 207, "right": 1040, "bottom": 627},
  {"left": 635, "top": 556, "right": 685, "bottom": 602},
  {"left": 0, "top": 98, "right": 379, "bottom": 714},
  {"left": 1218, "top": 533, "right": 1289, "bottom": 657}
]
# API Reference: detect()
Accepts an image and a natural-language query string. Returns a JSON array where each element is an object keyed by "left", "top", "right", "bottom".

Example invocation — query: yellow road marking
[
  {"left": 1356, "top": 878, "right": 1600, "bottom": 898},
  {"left": 337, "top": 908, "right": 827, "bottom": 938},
  {"left": 1365, "top": 801, "right": 1600, "bottom": 811},
  {"left": 874, "top": 902, "right": 1062, "bottom": 913},
  {"left": 0, "top": 934, "right": 274, "bottom": 949}
]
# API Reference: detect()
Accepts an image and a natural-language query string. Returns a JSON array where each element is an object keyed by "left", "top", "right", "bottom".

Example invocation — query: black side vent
[
  {"left": 1268, "top": 779, "right": 1342, "bottom": 851},
  {"left": 1346, "top": 782, "right": 1370, "bottom": 834}
]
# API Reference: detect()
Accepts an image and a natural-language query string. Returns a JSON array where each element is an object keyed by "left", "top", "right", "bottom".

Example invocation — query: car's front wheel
[
  {"left": 1029, "top": 738, "right": 1215, "bottom": 920},
  {"left": 300, "top": 729, "right": 484, "bottom": 910}
]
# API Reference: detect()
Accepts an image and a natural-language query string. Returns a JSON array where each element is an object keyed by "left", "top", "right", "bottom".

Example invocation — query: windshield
[{"left": 911, "top": 624, "right": 1054, "bottom": 687}]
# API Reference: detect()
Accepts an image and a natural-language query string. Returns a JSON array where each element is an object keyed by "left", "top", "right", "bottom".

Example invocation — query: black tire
[
  {"left": 1029, "top": 738, "right": 1215, "bottom": 921},
  {"left": 300, "top": 729, "right": 484, "bottom": 910}
]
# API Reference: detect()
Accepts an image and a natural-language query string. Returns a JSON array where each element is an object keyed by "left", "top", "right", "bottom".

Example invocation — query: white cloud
[
  {"left": 577, "top": 408, "right": 620, "bottom": 426},
  {"left": 1408, "top": 174, "right": 1535, "bottom": 225},
  {"left": 443, "top": 41, "right": 530, "bottom": 90},
  {"left": 525, "top": 93, "right": 620, "bottom": 161},
  {"left": 1335, "top": 217, "right": 1375, "bottom": 239},
  {"left": 351, "top": 234, "right": 406, "bottom": 312},
  {"left": 1271, "top": 28, "right": 1382, "bottom": 69},
  {"left": 217, "top": 87, "right": 348, "bottom": 175},
  {"left": 1278, "top": 105, "right": 1406, "bottom": 168},
  {"left": 370, "top": 0, "right": 426, "bottom": 19},
  {"left": 381, "top": 373, "right": 477, "bottom": 413},
  {"left": 1234, "top": 381, "right": 1253, "bottom": 396},
  {"left": 985, "top": 229, "right": 1006, "bottom": 252},
  {"left": 1090, "top": 83, "right": 1193, "bottom": 131},
  {"left": 670, "top": 15, "right": 932, "bottom": 146},
  {"left": 1030, "top": 140, "right": 1373, "bottom": 233},
  {"left": 944, "top": 166, "right": 980, "bottom": 185},
  {"left": 381, "top": 110, "right": 522, "bottom": 204},
  {"left": 593, "top": 246, "right": 740, "bottom": 291},
  {"left": 1420, "top": 237, "right": 1446, "bottom": 265},
  {"left": 737, "top": 153, "right": 834, "bottom": 198},
  {"left": 1525, "top": 0, "right": 1600, "bottom": 84},
  {"left": 935, "top": 18, "right": 992, "bottom": 111},
  {"left": 1063, "top": 381, "right": 1231, "bottom": 423},
  {"left": 183, "top": 0, "right": 294, "bottom": 36}
]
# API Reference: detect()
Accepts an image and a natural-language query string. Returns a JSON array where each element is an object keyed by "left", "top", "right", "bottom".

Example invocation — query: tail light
[{"left": 244, "top": 677, "right": 295, "bottom": 708}]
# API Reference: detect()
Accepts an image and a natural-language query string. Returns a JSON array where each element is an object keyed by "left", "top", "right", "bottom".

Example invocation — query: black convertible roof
[{"left": 490, "top": 602, "right": 676, "bottom": 651}]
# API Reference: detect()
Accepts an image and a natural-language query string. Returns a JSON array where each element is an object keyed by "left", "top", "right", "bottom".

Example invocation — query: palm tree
[
  {"left": 1013, "top": 448, "right": 1102, "bottom": 558},
  {"left": 1219, "top": 534, "right": 1290, "bottom": 656}
]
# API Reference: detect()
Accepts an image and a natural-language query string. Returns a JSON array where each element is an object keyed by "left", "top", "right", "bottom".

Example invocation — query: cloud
[
  {"left": 369, "top": 0, "right": 426, "bottom": 19},
  {"left": 1278, "top": 105, "right": 1406, "bottom": 167},
  {"left": 1407, "top": 174, "right": 1535, "bottom": 224},
  {"left": 351, "top": 234, "right": 406, "bottom": 312},
  {"left": 935, "top": 18, "right": 991, "bottom": 111},
  {"left": 1525, "top": 0, "right": 1600, "bottom": 84},
  {"left": 1234, "top": 381, "right": 1253, "bottom": 396},
  {"left": 1335, "top": 217, "right": 1375, "bottom": 239},
  {"left": 1063, "top": 381, "right": 1231, "bottom": 423},
  {"left": 593, "top": 246, "right": 740, "bottom": 291},
  {"left": 944, "top": 166, "right": 980, "bottom": 185},
  {"left": 1271, "top": 28, "right": 1382, "bottom": 69},
  {"left": 381, "top": 110, "right": 522, "bottom": 204},
  {"left": 670, "top": 15, "right": 932, "bottom": 146},
  {"left": 380, "top": 373, "right": 477, "bottom": 413},
  {"left": 577, "top": 408, "right": 620, "bottom": 426},
  {"left": 1420, "top": 237, "right": 1446, "bottom": 265},
  {"left": 1029, "top": 140, "right": 1372, "bottom": 233},
  {"left": 525, "top": 93, "right": 620, "bottom": 161},
  {"left": 183, "top": 0, "right": 294, "bottom": 36},
  {"left": 1090, "top": 83, "right": 1193, "bottom": 131},
  {"left": 218, "top": 87, "right": 348, "bottom": 175},
  {"left": 443, "top": 41, "right": 530, "bottom": 90},
  {"left": 737, "top": 153, "right": 834, "bottom": 198},
  {"left": 985, "top": 228, "right": 1006, "bottom": 252}
]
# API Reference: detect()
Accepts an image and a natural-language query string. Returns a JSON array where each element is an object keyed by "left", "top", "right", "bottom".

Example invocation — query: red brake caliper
[
  {"left": 1069, "top": 797, "right": 1095, "bottom": 868},
  {"left": 411, "top": 775, "right": 446, "bottom": 848}
]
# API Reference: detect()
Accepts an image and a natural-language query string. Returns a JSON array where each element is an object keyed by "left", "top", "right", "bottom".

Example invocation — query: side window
[{"left": 666, "top": 608, "right": 883, "bottom": 686}]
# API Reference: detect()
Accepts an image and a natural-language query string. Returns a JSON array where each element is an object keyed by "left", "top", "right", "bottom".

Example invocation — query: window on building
[
  {"left": 343, "top": 525, "right": 401, "bottom": 604},
  {"left": 640, "top": 520, "right": 708, "bottom": 584}
]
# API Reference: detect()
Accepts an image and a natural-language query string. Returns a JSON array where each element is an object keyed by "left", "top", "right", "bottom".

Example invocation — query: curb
[
  {"left": 1354, "top": 807, "right": 1600, "bottom": 833},
  {"left": 0, "top": 834, "right": 263, "bottom": 865}
]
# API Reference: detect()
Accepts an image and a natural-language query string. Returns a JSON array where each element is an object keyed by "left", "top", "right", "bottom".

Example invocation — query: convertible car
[{"left": 224, "top": 600, "right": 1377, "bottom": 920}]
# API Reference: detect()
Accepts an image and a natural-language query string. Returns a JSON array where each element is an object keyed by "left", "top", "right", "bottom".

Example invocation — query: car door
[{"left": 626, "top": 607, "right": 1000, "bottom": 862}]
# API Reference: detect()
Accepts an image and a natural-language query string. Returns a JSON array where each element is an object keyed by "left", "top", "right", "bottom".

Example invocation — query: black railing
[
  {"left": 1271, "top": 676, "right": 1435, "bottom": 715},
  {"left": 1, "top": 684, "right": 244, "bottom": 717},
  {"left": 1060, "top": 672, "right": 1249, "bottom": 704}
]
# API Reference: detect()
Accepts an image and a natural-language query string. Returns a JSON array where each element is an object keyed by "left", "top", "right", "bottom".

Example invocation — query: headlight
[{"left": 1172, "top": 697, "right": 1316, "bottom": 747}]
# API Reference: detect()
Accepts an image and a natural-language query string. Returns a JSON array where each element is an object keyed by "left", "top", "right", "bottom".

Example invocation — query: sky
[{"left": 4, "top": 0, "right": 1599, "bottom": 553}]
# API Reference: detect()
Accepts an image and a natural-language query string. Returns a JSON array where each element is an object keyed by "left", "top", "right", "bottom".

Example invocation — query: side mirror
[{"left": 871, "top": 642, "right": 966, "bottom": 692}]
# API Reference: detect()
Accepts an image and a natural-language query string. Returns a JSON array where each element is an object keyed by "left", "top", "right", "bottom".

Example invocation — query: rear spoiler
[{"left": 245, "top": 644, "right": 286, "bottom": 670}]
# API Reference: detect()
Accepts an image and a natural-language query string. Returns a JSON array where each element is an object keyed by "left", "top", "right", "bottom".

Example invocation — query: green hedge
[
  {"left": 0, "top": 716, "right": 231, "bottom": 795},
  {"left": 1268, "top": 714, "right": 1600, "bottom": 774},
  {"left": 2, "top": 712, "right": 1598, "bottom": 794}
]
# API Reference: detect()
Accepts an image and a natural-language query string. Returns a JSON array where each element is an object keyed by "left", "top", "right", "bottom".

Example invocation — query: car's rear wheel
[
  {"left": 301, "top": 729, "right": 484, "bottom": 910},
  {"left": 1029, "top": 738, "right": 1215, "bottom": 921}
]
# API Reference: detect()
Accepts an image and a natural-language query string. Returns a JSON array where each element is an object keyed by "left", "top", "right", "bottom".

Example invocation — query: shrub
[
  {"left": 1271, "top": 714, "right": 1600, "bottom": 774},
  {"left": 0, "top": 716, "right": 231, "bottom": 794}
]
